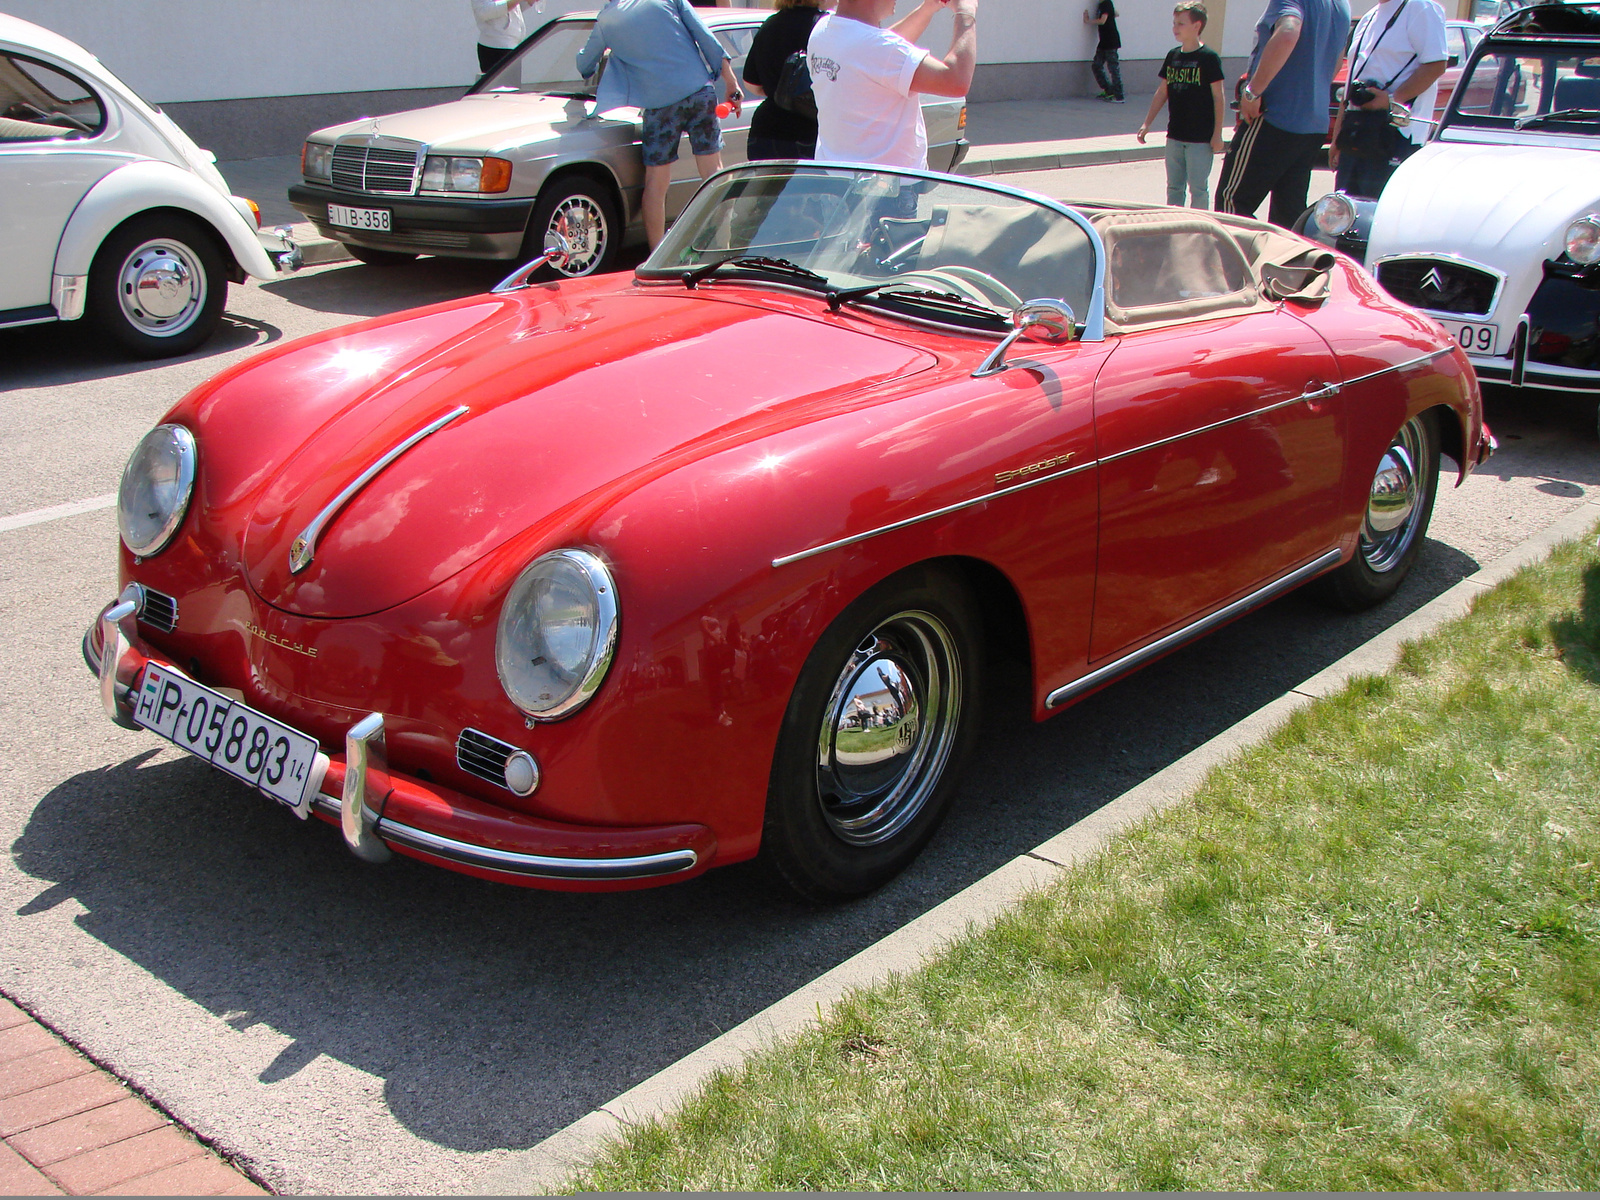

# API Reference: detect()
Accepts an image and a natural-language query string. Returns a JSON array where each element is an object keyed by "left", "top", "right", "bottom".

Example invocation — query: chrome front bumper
[
  {"left": 256, "top": 224, "right": 302, "bottom": 274},
  {"left": 85, "top": 597, "right": 702, "bottom": 884}
]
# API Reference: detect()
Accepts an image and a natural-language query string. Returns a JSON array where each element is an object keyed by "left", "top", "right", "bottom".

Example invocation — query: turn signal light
[
  {"left": 958, "top": 105, "right": 967, "bottom": 130},
  {"left": 480, "top": 157, "right": 513, "bottom": 193}
]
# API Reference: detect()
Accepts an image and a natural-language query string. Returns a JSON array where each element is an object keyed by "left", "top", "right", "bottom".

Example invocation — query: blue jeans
[
  {"left": 1165, "top": 138, "right": 1214, "bottom": 208},
  {"left": 1091, "top": 48, "right": 1122, "bottom": 100}
]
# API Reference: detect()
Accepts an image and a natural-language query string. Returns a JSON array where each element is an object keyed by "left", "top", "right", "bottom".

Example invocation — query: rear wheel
[
  {"left": 86, "top": 213, "right": 226, "bottom": 358},
  {"left": 345, "top": 244, "right": 419, "bottom": 267},
  {"left": 523, "top": 177, "right": 619, "bottom": 280},
  {"left": 1318, "top": 410, "right": 1440, "bottom": 611},
  {"left": 761, "top": 566, "right": 982, "bottom": 903}
]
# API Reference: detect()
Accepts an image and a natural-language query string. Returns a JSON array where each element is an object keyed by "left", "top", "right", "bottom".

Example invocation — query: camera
[{"left": 1347, "top": 79, "right": 1381, "bottom": 107}]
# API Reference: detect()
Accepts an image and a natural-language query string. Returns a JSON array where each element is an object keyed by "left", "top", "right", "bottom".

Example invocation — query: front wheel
[
  {"left": 86, "top": 214, "right": 226, "bottom": 358},
  {"left": 523, "top": 177, "right": 619, "bottom": 279},
  {"left": 1317, "top": 410, "right": 1440, "bottom": 611},
  {"left": 761, "top": 567, "right": 983, "bottom": 903}
]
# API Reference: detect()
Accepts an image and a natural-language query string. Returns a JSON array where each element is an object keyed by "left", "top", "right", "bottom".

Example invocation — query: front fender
[{"left": 54, "top": 159, "right": 277, "bottom": 281}]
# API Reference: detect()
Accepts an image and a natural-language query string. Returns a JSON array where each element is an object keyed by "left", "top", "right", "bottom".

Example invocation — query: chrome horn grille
[{"left": 456, "top": 728, "right": 541, "bottom": 797}]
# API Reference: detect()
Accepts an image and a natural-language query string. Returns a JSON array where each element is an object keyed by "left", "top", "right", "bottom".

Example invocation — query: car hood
[
  {"left": 315, "top": 93, "right": 609, "bottom": 154},
  {"left": 1368, "top": 140, "right": 1600, "bottom": 266},
  {"left": 235, "top": 289, "right": 937, "bottom": 619}
]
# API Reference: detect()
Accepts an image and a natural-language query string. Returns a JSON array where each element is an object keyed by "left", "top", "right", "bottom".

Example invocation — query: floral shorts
[{"left": 641, "top": 84, "right": 722, "bottom": 166}]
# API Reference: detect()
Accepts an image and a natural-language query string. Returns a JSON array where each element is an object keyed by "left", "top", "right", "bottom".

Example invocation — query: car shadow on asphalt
[
  {"left": 8, "top": 534, "right": 1481, "bottom": 1156},
  {"left": 0, "top": 312, "right": 282, "bottom": 392}
]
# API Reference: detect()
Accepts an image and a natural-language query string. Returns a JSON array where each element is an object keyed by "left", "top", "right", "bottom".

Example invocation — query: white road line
[{"left": 0, "top": 494, "right": 116, "bottom": 534}]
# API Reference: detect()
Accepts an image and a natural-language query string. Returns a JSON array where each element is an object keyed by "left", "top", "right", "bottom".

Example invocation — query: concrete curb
[{"left": 475, "top": 493, "right": 1600, "bottom": 1195}]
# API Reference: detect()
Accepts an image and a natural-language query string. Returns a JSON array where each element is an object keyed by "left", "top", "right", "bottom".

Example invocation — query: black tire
[
  {"left": 86, "top": 213, "right": 226, "bottom": 358},
  {"left": 522, "top": 176, "right": 620, "bottom": 280},
  {"left": 760, "top": 565, "right": 983, "bottom": 903},
  {"left": 1317, "top": 410, "right": 1440, "bottom": 611},
  {"left": 345, "top": 244, "right": 419, "bottom": 267}
]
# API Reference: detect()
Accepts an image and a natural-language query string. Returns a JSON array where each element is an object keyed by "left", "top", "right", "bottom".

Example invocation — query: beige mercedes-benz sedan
[{"left": 288, "top": 9, "right": 969, "bottom": 277}]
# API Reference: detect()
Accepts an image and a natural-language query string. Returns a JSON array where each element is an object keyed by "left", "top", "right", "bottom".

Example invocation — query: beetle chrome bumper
[{"left": 84, "top": 601, "right": 708, "bottom": 887}]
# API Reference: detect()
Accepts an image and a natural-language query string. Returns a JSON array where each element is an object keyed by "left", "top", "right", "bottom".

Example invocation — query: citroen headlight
[
  {"left": 302, "top": 141, "right": 333, "bottom": 182},
  {"left": 1313, "top": 192, "right": 1358, "bottom": 237},
  {"left": 420, "top": 155, "right": 512, "bottom": 193},
  {"left": 495, "top": 549, "right": 618, "bottom": 720},
  {"left": 1565, "top": 216, "right": 1600, "bottom": 264},
  {"left": 118, "top": 424, "right": 196, "bottom": 558}
]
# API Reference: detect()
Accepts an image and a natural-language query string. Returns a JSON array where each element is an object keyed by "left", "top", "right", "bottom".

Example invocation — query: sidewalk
[
  {"left": 218, "top": 93, "right": 1173, "bottom": 267},
  {"left": 0, "top": 998, "right": 262, "bottom": 1196}
]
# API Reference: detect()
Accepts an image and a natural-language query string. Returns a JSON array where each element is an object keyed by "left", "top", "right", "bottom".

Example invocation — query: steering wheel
[{"left": 888, "top": 267, "right": 1025, "bottom": 312}]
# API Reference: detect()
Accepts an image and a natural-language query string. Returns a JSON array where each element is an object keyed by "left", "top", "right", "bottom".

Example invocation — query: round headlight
[
  {"left": 495, "top": 549, "right": 619, "bottom": 720},
  {"left": 1565, "top": 216, "right": 1600, "bottom": 264},
  {"left": 118, "top": 424, "right": 196, "bottom": 558},
  {"left": 1313, "top": 193, "right": 1358, "bottom": 237}
]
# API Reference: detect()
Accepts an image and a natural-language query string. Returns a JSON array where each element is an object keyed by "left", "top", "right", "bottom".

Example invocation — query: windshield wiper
[
  {"left": 682, "top": 256, "right": 830, "bottom": 290},
  {"left": 1515, "top": 107, "right": 1600, "bottom": 128},
  {"left": 827, "top": 283, "right": 1004, "bottom": 322}
]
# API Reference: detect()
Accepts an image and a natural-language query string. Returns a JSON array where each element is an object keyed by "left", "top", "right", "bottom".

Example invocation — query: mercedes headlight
[
  {"left": 1565, "top": 216, "right": 1600, "bottom": 264},
  {"left": 495, "top": 549, "right": 618, "bottom": 720},
  {"left": 302, "top": 141, "right": 333, "bottom": 182},
  {"left": 420, "top": 155, "right": 512, "bottom": 193},
  {"left": 1313, "top": 192, "right": 1357, "bottom": 237},
  {"left": 118, "top": 424, "right": 196, "bottom": 558}
]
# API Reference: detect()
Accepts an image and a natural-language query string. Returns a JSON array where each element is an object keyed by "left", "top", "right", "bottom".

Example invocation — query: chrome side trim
[
  {"left": 341, "top": 713, "right": 393, "bottom": 863},
  {"left": 1337, "top": 346, "right": 1454, "bottom": 389},
  {"left": 290, "top": 405, "right": 468, "bottom": 574},
  {"left": 375, "top": 820, "right": 700, "bottom": 881},
  {"left": 772, "top": 459, "right": 1096, "bottom": 568},
  {"left": 1045, "top": 548, "right": 1343, "bottom": 709},
  {"left": 51, "top": 274, "right": 87, "bottom": 322}
]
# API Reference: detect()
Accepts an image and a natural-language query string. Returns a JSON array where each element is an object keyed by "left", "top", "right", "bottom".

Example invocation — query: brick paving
[{"left": 0, "top": 997, "right": 264, "bottom": 1196}]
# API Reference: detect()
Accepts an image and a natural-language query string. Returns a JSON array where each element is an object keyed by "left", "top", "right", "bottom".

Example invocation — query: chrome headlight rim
[
  {"left": 1564, "top": 215, "right": 1600, "bottom": 264},
  {"left": 118, "top": 423, "right": 197, "bottom": 559},
  {"left": 1313, "top": 192, "right": 1358, "bottom": 237},
  {"left": 495, "top": 548, "right": 619, "bottom": 722}
]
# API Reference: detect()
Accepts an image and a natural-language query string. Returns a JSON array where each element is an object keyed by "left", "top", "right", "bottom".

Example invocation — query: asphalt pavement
[{"left": 1, "top": 152, "right": 1597, "bottom": 1193}]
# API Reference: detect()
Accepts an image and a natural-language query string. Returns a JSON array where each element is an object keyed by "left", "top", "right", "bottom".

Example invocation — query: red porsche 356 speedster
[{"left": 87, "top": 163, "right": 1491, "bottom": 901}]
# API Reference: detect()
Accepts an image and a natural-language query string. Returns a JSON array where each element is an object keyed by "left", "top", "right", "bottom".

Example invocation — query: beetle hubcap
[
  {"left": 816, "top": 610, "right": 960, "bottom": 846},
  {"left": 118, "top": 239, "right": 206, "bottom": 335},
  {"left": 546, "top": 195, "right": 607, "bottom": 276},
  {"left": 1360, "top": 417, "right": 1425, "bottom": 573}
]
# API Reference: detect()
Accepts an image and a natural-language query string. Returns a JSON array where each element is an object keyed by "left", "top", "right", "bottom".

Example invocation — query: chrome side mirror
[
  {"left": 493, "top": 232, "right": 575, "bottom": 293},
  {"left": 973, "top": 299, "right": 1077, "bottom": 378}
]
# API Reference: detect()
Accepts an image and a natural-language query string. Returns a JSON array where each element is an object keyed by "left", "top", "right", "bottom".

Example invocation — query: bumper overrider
[
  {"left": 287, "top": 183, "right": 535, "bottom": 259},
  {"left": 84, "top": 595, "right": 713, "bottom": 889}
]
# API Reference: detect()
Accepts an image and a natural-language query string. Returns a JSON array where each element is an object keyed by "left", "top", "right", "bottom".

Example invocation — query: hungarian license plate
[
  {"left": 328, "top": 204, "right": 391, "bottom": 232},
  {"left": 134, "top": 664, "right": 322, "bottom": 811},
  {"left": 1453, "top": 320, "right": 1497, "bottom": 355}
]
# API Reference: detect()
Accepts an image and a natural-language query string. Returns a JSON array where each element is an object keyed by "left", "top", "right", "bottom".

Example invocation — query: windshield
[
  {"left": 1447, "top": 44, "right": 1600, "bottom": 131},
  {"left": 474, "top": 19, "right": 597, "bottom": 98},
  {"left": 639, "top": 164, "right": 1097, "bottom": 331}
]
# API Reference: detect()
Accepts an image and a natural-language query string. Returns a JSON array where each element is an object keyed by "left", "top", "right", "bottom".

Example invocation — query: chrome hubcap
[
  {"left": 1360, "top": 417, "right": 1425, "bottom": 573},
  {"left": 816, "top": 610, "right": 960, "bottom": 846},
  {"left": 117, "top": 239, "right": 206, "bottom": 336},
  {"left": 546, "top": 195, "right": 607, "bottom": 276}
]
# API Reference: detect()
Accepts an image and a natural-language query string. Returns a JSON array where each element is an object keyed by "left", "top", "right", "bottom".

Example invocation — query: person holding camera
[{"left": 1329, "top": 0, "right": 1447, "bottom": 198}]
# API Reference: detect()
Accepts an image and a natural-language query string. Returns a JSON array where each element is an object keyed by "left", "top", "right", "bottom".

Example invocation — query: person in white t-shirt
[
  {"left": 807, "top": 0, "right": 977, "bottom": 170},
  {"left": 1329, "top": 0, "right": 1447, "bottom": 197},
  {"left": 472, "top": 0, "right": 541, "bottom": 76}
]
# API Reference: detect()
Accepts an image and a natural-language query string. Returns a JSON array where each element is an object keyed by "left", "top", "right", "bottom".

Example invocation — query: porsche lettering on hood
[{"left": 240, "top": 294, "right": 936, "bottom": 618}]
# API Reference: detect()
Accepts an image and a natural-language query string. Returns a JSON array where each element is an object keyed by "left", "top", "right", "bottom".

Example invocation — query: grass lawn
[{"left": 571, "top": 534, "right": 1600, "bottom": 1192}]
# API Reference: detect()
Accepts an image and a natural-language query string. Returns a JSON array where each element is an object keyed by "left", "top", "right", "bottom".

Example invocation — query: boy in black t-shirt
[
  {"left": 1083, "top": 0, "right": 1123, "bottom": 102},
  {"left": 1136, "top": 1, "right": 1226, "bottom": 207}
]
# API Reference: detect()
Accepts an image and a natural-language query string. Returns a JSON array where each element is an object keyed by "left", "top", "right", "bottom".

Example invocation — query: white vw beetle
[
  {"left": 0, "top": 14, "right": 298, "bottom": 358},
  {"left": 1307, "top": 3, "right": 1600, "bottom": 407}
]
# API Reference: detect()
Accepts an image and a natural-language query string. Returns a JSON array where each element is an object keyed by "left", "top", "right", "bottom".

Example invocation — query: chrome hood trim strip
[{"left": 289, "top": 405, "right": 469, "bottom": 574}]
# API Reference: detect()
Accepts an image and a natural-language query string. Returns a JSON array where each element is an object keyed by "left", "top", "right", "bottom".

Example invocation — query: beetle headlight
[
  {"left": 302, "top": 141, "right": 333, "bottom": 182},
  {"left": 118, "top": 424, "right": 196, "bottom": 558},
  {"left": 1565, "top": 216, "right": 1600, "bottom": 264},
  {"left": 495, "top": 549, "right": 618, "bottom": 720},
  {"left": 1313, "top": 192, "right": 1358, "bottom": 237}
]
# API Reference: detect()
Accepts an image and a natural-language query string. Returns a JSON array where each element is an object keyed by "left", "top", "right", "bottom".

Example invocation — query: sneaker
[
  {"left": 1110, "top": 96, "right": 1125, "bottom": 103},
  {"left": 1097, "top": 93, "right": 1114, "bottom": 101}
]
